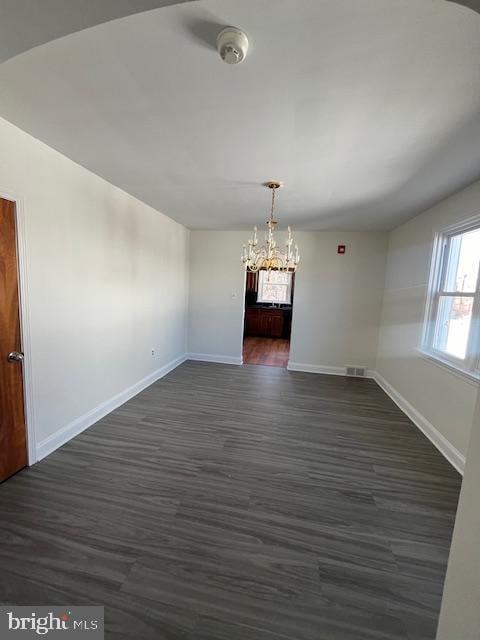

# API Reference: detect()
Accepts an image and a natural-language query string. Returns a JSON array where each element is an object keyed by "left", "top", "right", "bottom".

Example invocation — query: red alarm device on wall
[{"left": 337, "top": 245, "right": 346, "bottom": 254}]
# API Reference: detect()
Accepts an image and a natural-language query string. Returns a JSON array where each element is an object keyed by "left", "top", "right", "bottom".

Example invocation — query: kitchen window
[{"left": 257, "top": 270, "right": 292, "bottom": 305}]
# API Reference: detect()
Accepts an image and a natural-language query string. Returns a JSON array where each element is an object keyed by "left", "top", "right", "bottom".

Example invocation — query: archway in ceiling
[{"left": 0, "top": 0, "right": 478, "bottom": 65}]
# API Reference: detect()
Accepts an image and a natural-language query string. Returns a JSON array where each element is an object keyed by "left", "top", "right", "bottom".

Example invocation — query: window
[
  {"left": 422, "top": 218, "right": 480, "bottom": 379},
  {"left": 257, "top": 270, "right": 292, "bottom": 304}
]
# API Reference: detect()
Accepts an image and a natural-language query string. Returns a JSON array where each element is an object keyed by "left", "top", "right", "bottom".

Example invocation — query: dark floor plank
[{"left": 0, "top": 361, "right": 462, "bottom": 640}]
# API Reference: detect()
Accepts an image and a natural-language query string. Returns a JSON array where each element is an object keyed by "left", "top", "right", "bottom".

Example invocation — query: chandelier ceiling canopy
[{"left": 241, "top": 182, "right": 300, "bottom": 273}]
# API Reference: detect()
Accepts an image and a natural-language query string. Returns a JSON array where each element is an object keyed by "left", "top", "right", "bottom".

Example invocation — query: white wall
[
  {"left": 188, "top": 230, "right": 388, "bottom": 372},
  {"left": 436, "top": 388, "right": 480, "bottom": 640},
  {"left": 0, "top": 116, "right": 189, "bottom": 458},
  {"left": 188, "top": 231, "right": 245, "bottom": 363},
  {"left": 376, "top": 181, "right": 480, "bottom": 464},
  {"left": 289, "top": 232, "right": 387, "bottom": 372}
]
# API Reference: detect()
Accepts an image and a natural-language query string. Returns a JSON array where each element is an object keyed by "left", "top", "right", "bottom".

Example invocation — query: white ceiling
[{"left": 1, "top": 0, "right": 480, "bottom": 230}]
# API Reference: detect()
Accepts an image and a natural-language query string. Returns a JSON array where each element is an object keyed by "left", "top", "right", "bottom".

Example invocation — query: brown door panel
[{"left": 0, "top": 198, "right": 27, "bottom": 481}]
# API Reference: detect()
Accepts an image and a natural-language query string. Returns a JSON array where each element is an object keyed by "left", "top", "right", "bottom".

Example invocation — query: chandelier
[{"left": 241, "top": 181, "right": 300, "bottom": 272}]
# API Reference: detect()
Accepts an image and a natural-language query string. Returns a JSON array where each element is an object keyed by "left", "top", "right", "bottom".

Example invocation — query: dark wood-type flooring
[
  {"left": 243, "top": 337, "right": 290, "bottom": 367},
  {"left": 0, "top": 362, "right": 462, "bottom": 640}
]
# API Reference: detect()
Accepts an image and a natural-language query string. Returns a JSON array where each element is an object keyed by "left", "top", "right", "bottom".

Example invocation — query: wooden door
[{"left": 0, "top": 198, "right": 27, "bottom": 481}]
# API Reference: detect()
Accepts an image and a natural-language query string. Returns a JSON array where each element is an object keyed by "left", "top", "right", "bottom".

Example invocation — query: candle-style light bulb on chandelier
[{"left": 241, "top": 181, "right": 300, "bottom": 272}]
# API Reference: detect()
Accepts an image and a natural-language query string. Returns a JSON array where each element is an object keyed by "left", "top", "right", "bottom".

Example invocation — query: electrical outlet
[{"left": 151, "top": 349, "right": 155, "bottom": 357}]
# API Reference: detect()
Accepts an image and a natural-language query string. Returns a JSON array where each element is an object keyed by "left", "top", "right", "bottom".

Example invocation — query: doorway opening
[{"left": 243, "top": 270, "right": 294, "bottom": 367}]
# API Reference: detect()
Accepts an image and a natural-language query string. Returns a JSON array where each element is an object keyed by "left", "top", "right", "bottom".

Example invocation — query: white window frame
[
  {"left": 421, "top": 215, "right": 480, "bottom": 382},
  {"left": 257, "top": 270, "right": 292, "bottom": 305}
]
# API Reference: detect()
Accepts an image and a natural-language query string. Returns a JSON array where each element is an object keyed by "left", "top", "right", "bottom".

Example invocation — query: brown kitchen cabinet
[{"left": 244, "top": 307, "right": 285, "bottom": 338}]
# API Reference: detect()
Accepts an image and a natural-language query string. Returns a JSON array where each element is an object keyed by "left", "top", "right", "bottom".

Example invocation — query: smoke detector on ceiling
[{"left": 216, "top": 27, "right": 249, "bottom": 64}]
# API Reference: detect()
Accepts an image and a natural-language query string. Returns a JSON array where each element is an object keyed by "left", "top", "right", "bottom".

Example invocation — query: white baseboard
[
  {"left": 188, "top": 353, "right": 243, "bottom": 366},
  {"left": 287, "top": 362, "right": 375, "bottom": 378},
  {"left": 287, "top": 363, "right": 465, "bottom": 474},
  {"left": 35, "top": 352, "right": 465, "bottom": 476},
  {"left": 36, "top": 353, "right": 188, "bottom": 462},
  {"left": 373, "top": 371, "right": 465, "bottom": 475}
]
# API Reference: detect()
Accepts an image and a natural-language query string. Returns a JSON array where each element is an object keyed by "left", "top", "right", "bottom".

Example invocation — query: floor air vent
[{"left": 346, "top": 366, "right": 366, "bottom": 377}]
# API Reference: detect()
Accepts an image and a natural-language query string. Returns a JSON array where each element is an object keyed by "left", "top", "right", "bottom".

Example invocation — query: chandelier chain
[{"left": 270, "top": 185, "right": 276, "bottom": 221}]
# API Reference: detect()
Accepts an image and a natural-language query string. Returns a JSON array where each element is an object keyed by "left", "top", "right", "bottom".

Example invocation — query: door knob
[{"left": 7, "top": 351, "right": 24, "bottom": 363}]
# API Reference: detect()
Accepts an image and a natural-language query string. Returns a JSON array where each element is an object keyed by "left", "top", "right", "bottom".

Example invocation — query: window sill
[{"left": 416, "top": 348, "right": 480, "bottom": 386}]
